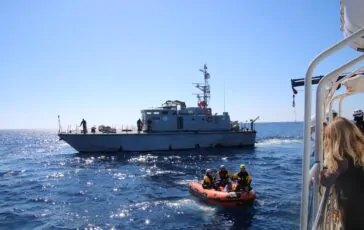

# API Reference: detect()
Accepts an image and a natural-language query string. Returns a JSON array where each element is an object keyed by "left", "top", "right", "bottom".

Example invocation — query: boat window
[
  {"left": 146, "top": 112, "right": 152, "bottom": 115},
  {"left": 153, "top": 111, "right": 160, "bottom": 115},
  {"left": 172, "top": 111, "right": 177, "bottom": 115},
  {"left": 161, "top": 111, "right": 168, "bottom": 115}
]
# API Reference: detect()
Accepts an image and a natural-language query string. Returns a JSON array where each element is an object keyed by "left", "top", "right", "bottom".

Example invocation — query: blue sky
[{"left": 0, "top": 0, "right": 363, "bottom": 129}]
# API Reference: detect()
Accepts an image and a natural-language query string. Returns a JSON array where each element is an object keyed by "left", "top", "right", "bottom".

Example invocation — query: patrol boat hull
[
  {"left": 57, "top": 65, "right": 258, "bottom": 153},
  {"left": 58, "top": 131, "right": 256, "bottom": 153}
]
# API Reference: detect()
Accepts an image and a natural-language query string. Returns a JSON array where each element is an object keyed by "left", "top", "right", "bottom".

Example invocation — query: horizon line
[{"left": 0, "top": 121, "right": 304, "bottom": 131}]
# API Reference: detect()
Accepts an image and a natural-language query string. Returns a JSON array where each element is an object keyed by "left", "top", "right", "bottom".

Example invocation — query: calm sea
[{"left": 0, "top": 122, "right": 305, "bottom": 230}]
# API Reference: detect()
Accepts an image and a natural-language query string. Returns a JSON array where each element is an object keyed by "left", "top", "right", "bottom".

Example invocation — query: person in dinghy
[
  {"left": 231, "top": 164, "right": 252, "bottom": 192},
  {"left": 201, "top": 164, "right": 253, "bottom": 193},
  {"left": 202, "top": 169, "right": 217, "bottom": 190},
  {"left": 190, "top": 165, "right": 256, "bottom": 207},
  {"left": 215, "top": 165, "right": 232, "bottom": 191}
]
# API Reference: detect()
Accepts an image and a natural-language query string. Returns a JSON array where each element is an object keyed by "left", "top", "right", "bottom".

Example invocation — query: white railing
[
  {"left": 300, "top": 26, "right": 364, "bottom": 230},
  {"left": 312, "top": 186, "right": 331, "bottom": 230},
  {"left": 58, "top": 124, "right": 138, "bottom": 134}
]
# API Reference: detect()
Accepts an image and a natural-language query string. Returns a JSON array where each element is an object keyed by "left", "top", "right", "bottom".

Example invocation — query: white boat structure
[
  {"left": 291, "top": 0, "right": 364, "bottom": 229},
  {"left": 58, "top": 65, "right": 258, "bottom": 153}
]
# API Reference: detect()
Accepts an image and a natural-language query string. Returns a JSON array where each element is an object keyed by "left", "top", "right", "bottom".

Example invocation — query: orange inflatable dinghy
[{"left": 189, "top": 181, "right": 256, "bottom": 207}]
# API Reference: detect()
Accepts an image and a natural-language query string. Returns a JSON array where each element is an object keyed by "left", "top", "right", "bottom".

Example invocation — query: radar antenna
[{"left": 193, "top": 64, "right": 211, "bottom": 109}]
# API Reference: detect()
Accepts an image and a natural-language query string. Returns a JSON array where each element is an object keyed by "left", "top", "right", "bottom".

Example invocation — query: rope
[{"left": 292, "top": 94, "right": 297, "bottom": 122}]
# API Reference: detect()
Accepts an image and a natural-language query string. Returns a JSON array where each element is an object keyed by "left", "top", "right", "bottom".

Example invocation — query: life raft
[
  {"left": 98, "top": 125, "right": 117, "bottom": 134},
  {"left": 188, "top": 181, "right": 256, "bottom": 207}
]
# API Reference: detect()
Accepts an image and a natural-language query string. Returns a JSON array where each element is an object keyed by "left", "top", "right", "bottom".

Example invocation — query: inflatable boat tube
[
  {"left": 188, "top": 181, "right": 256, "bottom": 207},
  {"left": 342, "top": 0, "right": 364, "bottom": 50}
]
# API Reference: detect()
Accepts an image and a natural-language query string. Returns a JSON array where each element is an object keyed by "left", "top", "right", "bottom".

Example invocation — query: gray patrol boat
[{"left": 58, "top": 65, "right": 258, "bottom": 153}]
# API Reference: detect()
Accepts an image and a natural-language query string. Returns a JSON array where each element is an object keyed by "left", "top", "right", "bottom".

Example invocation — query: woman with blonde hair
[{"left": 320, "top": 117, "right": 364, "bottom": 229}]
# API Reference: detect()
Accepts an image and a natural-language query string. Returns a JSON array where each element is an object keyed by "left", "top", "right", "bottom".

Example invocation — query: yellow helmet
[{"left": 240, "top": 164, "right": 245, "bottom": 169}]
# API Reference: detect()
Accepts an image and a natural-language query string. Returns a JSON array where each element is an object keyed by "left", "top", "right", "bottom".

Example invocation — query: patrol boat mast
[{"left": 193, "top": 64, "right": 211, "bottom": 109}]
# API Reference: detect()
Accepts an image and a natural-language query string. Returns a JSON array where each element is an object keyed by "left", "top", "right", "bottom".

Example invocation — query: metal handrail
[
  {"left": 300, "top": 26, "right": 364, "bottom": 230},
  {"left": 312, "top": 186, "right": 331, "bottom": 230}
]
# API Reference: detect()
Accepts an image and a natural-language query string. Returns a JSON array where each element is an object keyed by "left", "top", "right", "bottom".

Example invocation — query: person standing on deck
[
  {"left": 320, "top": 117, "right": 364, "bottom": 230},
  {"left": 147, "top": 119, "right": 152, "bottom": 132},
  {"left": 332, "top": 110, "right": 338, "bottom": 120},
  {"left": 325, "top": 110, "right": 338, "bottom": 123},
  {"left": 137, "top": 118, "right": 143, "bottom": 134},
  {"left": 353, "top": 109, "right": 364, "bottom": 133},
  {"left": 80, "top": 118, "right": 87, "bottom": 134}
]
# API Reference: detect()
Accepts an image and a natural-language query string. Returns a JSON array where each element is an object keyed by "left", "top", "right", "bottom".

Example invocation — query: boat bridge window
[
  {"left": 146, "top": 112, "right": 152, "bottom": 115},
  {"left": 153, "top": 111, "right": 160, "bottom": 115},
  {"left": 161, "top": 111, "right": 169, "bottom": 115}
]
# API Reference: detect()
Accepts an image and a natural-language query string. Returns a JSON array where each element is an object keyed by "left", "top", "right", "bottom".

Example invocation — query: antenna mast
[{"left": 193, "top": 64, "right": 211, "bottom": 109}]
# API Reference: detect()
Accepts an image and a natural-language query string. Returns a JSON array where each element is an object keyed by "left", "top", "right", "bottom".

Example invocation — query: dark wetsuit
[
  {"left": 80, "top": 119, "right": 87, "bottom": 134},
  {"left": 320, "top": 157, "right": 364, "bottom": 230},
  {"left": 216, "top": 170, "right": 230, "bottom": 187},
  {"left": 147, "top": 119, "right": 152, "bottom": 132},
  {"left": 137, "top": 119, "right": 143, "bottom": 133}
]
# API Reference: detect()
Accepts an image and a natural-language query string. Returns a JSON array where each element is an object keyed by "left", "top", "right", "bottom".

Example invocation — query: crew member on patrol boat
[
  {"left": 147, "top": 119, "right": 152, "bottom": 132},
  {"left": 232, "top": 164, "right": 252, "bottom": 192},
  {"left": 202, "top": 169, "right": 216, "bottom": 189},
  {"left": 215, "top": 165, "right": 231, "bottom": 190},
  {"left": 80, "top": 118, "right": 87, "bottom": 134},
  {"left": 137, "top": 118, "right": 143, "bottom": 134}
]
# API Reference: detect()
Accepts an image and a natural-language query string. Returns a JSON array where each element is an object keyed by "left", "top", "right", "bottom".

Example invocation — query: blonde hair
[{"left": 324, "top": 117, "right": 364, "bottom": 172}]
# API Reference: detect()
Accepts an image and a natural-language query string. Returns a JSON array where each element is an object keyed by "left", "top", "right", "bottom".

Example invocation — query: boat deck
[{"left": 58, "top": 129, "right": 256, "bottom": 135}]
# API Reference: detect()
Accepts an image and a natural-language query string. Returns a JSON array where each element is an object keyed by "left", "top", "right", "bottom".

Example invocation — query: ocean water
[{"left": 0, "top": 122, "right": 305, "bottom": 230}]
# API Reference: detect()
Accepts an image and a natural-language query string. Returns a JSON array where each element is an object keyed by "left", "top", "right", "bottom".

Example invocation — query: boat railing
[
  {"left": 311, "top": 185, "right": 331, "bottom": 230},
  {"left": 58, "top": 125, "right": 138, "bottom": 135},
  {"left": 306, "top": 164, "right": 342, "bottom": 230},
  {"left": 299, "top": 24, "right": 364, "bottom": 230},
  {"left": 312, "top": 184, "right": 342, "bottom": 230}
]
